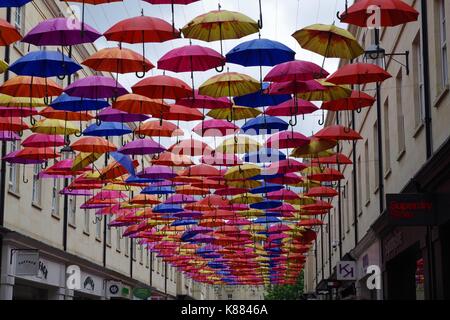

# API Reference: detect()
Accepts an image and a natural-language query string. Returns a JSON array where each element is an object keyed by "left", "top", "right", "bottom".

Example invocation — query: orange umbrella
[
  {"left": 169, "top": 139, "right": 213, "bottom": 156},
  {"left": 152, "top": 152, "right": 193, "bottom": 167},
  {"left": 100, "top": 159, "right": 139, "bottom": 180},
  {"left": 0, "top": 117, "right": 29, "bottom": 132},
  {"left": 39, "top": 107, "right": 94, "bottom": 121},
  {"left": 113, "top": 93, "right": 170, "bottom": 115},
  {"left": 15, "top": 147, "right": 60, "bottom": 160},
  {"left": 161, "top": 104, "right": 204, "bottom": 121},
  {"left": 82, "top": 47, "right": 154, "bottom": 76},
  {"left": 130, "top": 194, "right": 161, "bottom": 205},
  {"left": 175, "top": 185, "right": 210, "bottom": 196},
  {"left": 0, "top": 18, "right": 22, "bottom": 46},
  {"left": 315, "top": 125, "right": 362, "bottom": 141},
  {"left": 71, "top": 137, "right": 117, "bottom": 153},
  {"left": 0, "top": 76, "right": 62, "bottom": 98},
  {"left": 134, "top": 120, "right": 183, "bottom": 137}
]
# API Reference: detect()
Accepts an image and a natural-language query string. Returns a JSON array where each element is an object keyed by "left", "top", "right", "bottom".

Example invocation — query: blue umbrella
[
  {"left": 226, "top": 38, "right": 295, "bottom": 67},
  {"left": 241, "top": 116, "right": 289, "bottom": 135},
  {"left": 141, "top": 186, "right": 174, "bottom": 195},
  {"left": 250, "top": 200, "right": 283, "bottom": 210},
  {"left": 253, "top": 216, "right": 282, "bottom": 224},
  {"left": 171, "top": 219, "right": 198, "bottom": 227},
  {"left": 9, "top": 51, "right": 82, "bottom": 77},
  {"left": 110, "top": 151, "right": 135, "bottom": 177},
  {"left": 50, "top": 94, "right": 109, "bottom": 112},
  {"left": 0, "top": 0, "right": 32, "bottom": 7},
  {"left": 249, "top": 172, "right": 282, "bottom": 180},
  {"left": 125, "top": 175, "right": 159, "bottom": 184},
  {"left": 83, "top": 122, "right": 132, "bottom": 137},
  {"left": 243, "top": 148, "right": 286, "bottom": 163},
  {"left": 153, "top": 204, "right": 183, "bottom": 214},
  {"left": 234, "top": 83, "right": 290, "bottom": 108},
  {"left": 250, "top": 183, "right": 284, "bottom": 194}
]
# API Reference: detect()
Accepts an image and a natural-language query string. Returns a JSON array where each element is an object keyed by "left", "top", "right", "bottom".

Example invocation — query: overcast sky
[{"left": 74, "top": 0, "right": 354, "bottom": 147}]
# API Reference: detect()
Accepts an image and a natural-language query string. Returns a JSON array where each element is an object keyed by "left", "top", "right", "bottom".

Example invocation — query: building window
[
  {"left": 412, "top": 33, "right": 425, "bottom": 126},
  {"left": 364, "top": 141, "right": 370, "bottom": 203},
  {"left": 116, "top": 228, "right": 121, "bottom": 252},
  {"left": 83, "top": 210, "right": 90, "bottom": 234},
  {"left": 14, "top": 7, "right": 25, "bottom": 51},
  {"left": 69, "top": 196, "right": 76, "bottom": 226},
  {"left": 124, "top": 235, "right": 129, "bottom": 257},
  {"left": 439, "top": 0, "right": 449, "bottom": 88},
  {"left": 106, "top": 216, "right": 111, "bottom": 246},
  {"left": 151, "top": 252, "right": 155, "bottom": 271},
  {"left": 373, "top": 121, "right": 380, "bottom": 192},
  {"left": 383, "top": 98, "right": 391, "bottom": 174},
  {"left": 31, "top": 164, "right": 41, "bottom": 206},
  {"left": 396, "top": 71, "right": 406, "bottom": 155},
  {"left": 132, "top": 239, "right": 136, "bottom": 260},
  {"left": 139, "top": 244, "right": 143, "bottom": 265},
  {"left": 8, "top": 141, "right": 20, "bottom": 194},
  {"left": 51, "top": 178, "right": 60, "bottom": 217},
  {"left": 357, "top": 156, "right": 363, "bottom": 214},
  {"left": 146, "top": 250, "right": 149, "bottom": 268}
]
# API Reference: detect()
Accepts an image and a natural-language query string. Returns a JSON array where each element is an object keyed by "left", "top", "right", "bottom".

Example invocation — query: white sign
[
  {"left": 15, "top": 251, "right": 39, "bottom": 276},
  {"left": 337, "top": 261, "right": 356, "bottom": 281}
]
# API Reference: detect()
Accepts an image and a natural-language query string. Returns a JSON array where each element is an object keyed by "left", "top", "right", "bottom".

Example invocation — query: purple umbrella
[
  {"left": 98, "top": 107, "right": 149, "bottom": 123},
  {"left": 21, "top": 17, "right": 101, "bottom": 46},
  {"left": 174, "top": 210, "right": 202, "bottom": 218},
  {"left": 150, "top": 180, "right": 183, "bottom": 187},
  {"left": 64, "top": 76, "right": 128, "bottom": 99},
  {"left": 137, "top": 165, "right": 177, "bottom": 180},
  {"left": 0, "top": 131, "right": 20, "bottom": 142},
  {"left": 189, "top": 234, "right": 215, "bottom": 243},
  {"left": 165, "top": 194, "right": 196, "bottom": 204},
  {"left": 59, "top": 188, "right": 93, "bottom": 197},
  {"left": 118, "top": 138, "right": 165, "bottom": 155},
  {"left": 3, "top": 150, "right": 45, "bottom": 164}
]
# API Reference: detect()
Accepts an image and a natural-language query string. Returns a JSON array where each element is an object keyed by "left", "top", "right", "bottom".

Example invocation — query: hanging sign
[{"left": 386, "top": 194, "right": 435, "bottom": 226}]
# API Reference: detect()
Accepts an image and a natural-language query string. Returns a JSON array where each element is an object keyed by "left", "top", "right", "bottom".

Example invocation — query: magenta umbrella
[
  {"left": 137, "top": 165, "right": 177, "bottom": 179},
  {"left": 267, "top": 80, "right": 326, "bottom": 95},
  {"left": 22, "top": 133, "right": 65, "bottom": 148},
  {"left": 164, "top": 194, "right": 196, "bottom": 204},
  {"left": 143, "top": 0, "right": 201, "bottom": 31},
  {"left": 118, "top": 139, "right": 166, "bottom": 155},
  {"left": 59, "top": 188, "right": 93, "bottom": 197},
  {"left": 176, "top": 90, "right": 232, "bottom": 109},
  {"left": 192, "top": 119, "right": 239, "bottom": 137},
  {"left": 0, "top": 131, "right": 20, "bottom": 141},
  {"left": 3, "top": 150, "right": 45, "bottom": 164},
  {"left": 265, "top": 131, "right": 310, "bottom": 149},
  {"left": 265, "top": 98, "right": 318, "bottom": 117},
  {"left": 98, "top": 107, "right": 149, "bottom": 123},
  {"left": 64, "top": 76, "right": 128, "bottom": 99},
  {"left": 0, "top": 106, "right": 38, "bottom": 118},
  {"left": 264, "top": 60, "right": 329, "bottom": 82},
  {"left": 21, "top": 17, "right": 101, "bottom": 46}
]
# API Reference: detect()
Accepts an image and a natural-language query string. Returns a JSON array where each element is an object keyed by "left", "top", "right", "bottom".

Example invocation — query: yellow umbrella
[
  {"left": 216, "top": 136, "right": 261, "bottom": 154},
  {"left": 292, "top": 23, "right": 364, "bottom": 59},
  {"left": 230, "top": 193, "right": 263, "bottom": 204},
  {"left": 207, "top": 105, "right": 261, "bottom": 121},
  {"left": 238, "top": 209, "right": 265, "bottom": 218},
  {"left": 103, "top": 184, "right": 140, "bottom": 192},
  {"left": 31, "top": 119, "right": 81, "bottom": 135},
  {"left": 224, "top": 164, "right": 261, "bottom": 180},
  {"left": 291, "top": 138, "right": 337, "bottom": 158},
  {"left": 226, "top": 179, "right": 261, "bottom": 189},
  {"left": 0, "top": 94, "right": 46, "bottom": 107},
  {"left": 0, "top": 60, "right": 8, "bottom": 74},
  {"left": 297, "top": 79, "right": 352, "bottom": 101},
  {"left": 199, "top": 72, "right": 260, "bottom": 98},
  {"left": 72, "top": 152, "right": 102, "bottom": 172},
  {"left": 182, "top": 9, "right": 259, "bottom": 55}
]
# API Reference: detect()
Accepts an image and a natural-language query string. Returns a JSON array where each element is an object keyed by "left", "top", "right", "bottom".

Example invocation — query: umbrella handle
[
  {"left": 257, "top": 0, "right": 263, "bottom": 29},
  {"left": 92, "top": 215, "right": 103, "bottom": 225},
  {"left": 215, "top": 65, "right": 224, "bottom": 73},
  {"left": 29, "top": 116, "right": 36, "bottom": 126},
  {"left": 18, "top": 131, "right": 23, "bottom": 137},
  {"left": 41, "top": 161, "right": 48, "bottom": 170},
  {"left": 318, "top": 111, "right": 325, "bottom": 126},
  {"left": 96, "top": 117, "right": 102, "bottom": 126},
  {"left": 74, "top": 131, "right": 82, "bottom": 138},
  {"left": 22, "top": 167, "right": 29, "bottom": 184},
  {"left": 44, "top": 96, "right": 49, "bottom": 105},
  {"left": 152, "top": 153, "right": 160, "bottom": 160},
  {"left": 57, "top": 74, "right": 66, "bottom": 81},
  {"left": 356, "top": 108, "right": 362, "bottom": 114},
  {"left": 289, "top": 115, "right": 298, "bottom": 127},
  {"left": 138, "top": 132, "right": 146, "bottom": 139},
  {"left": 336, "top": 0, "right": 348, "bottom": 21}
]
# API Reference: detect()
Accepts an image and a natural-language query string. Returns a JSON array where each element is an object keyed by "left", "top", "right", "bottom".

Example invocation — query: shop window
[{"left": 31, "top": 164, "right": 41, "bottom": 207}]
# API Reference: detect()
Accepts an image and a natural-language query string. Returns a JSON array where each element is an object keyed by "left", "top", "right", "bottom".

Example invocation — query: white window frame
[
  {"left": 440, "top": 0, "right": 449, "bottom": 87},
  {"left": 31, "top": 164, "right": 42, "bottom": 207}
]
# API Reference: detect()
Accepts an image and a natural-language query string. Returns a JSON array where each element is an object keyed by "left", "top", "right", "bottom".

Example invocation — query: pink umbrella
[
  {"left": 59, "top": 188, "right": 93, "bottom": 197},
  {"left": 0, "top": 131, "right": 20, "bottom": 142},
  {"left": 266, "top": 159, "right": 307, "bottom": 174},
  {"left": 265, "top": 131, "right": 310, "bottom": 149},
  {"left": 22, "top": 133, "right": 65, "bottom": 148},
  {"left": 164, "top": 194, "right": 196, "bottom": 204},
  {"left": 3, "top": 150, "right": 45, "bottom": 164},
  {"left": 201, "top": 153, "right": 242, "bottom": 167},
  {"left": 267, "top": 189, "right": 300, "bottom": 201},
  {"left": 137, "top": 165, "right": 178, "bottom": 179},
  {"left": 92, "top": 190, "right": 127, "bottom": 200},
  {"left": 0, "top": 106, "right": 38, "bottom": 118},
  {"left": 214, "top": 187, "right": 248, "bottom": 196},
  {"left": 64, "top": 76, "right": 128, "bottom": 99},
  {"left": 264, "top": 60, "right": 329, "bottom": 82},
  {"left": 265, "top": 98, "right": 318, "bottom": 116},
  {"left": 267, "top": 79, "right": 326, "bottom": 95},
  {"left": 118, "top": 138, "right": 166, "bottom": 155},
  {"left": 176, "top": 90, "right": 232, "bottom": 109},
  {"left": 192, "top": 119, "right": 239, "bottom": 137},
  {"left": 41, "top": 159, "right": 91, "bottom": 177}
]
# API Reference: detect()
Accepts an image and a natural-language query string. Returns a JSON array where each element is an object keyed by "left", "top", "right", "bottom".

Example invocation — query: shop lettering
[
  {"left": 84, "top": 276, "right": 95, "bottom": 291},
  {"left": 388, "top": 201, "right": 433, "bottom": 219},
  {"left": 38, "top": 261, "right": 48, "bottom": 279},
  {"left": 66, "top": 265, "right": 81, "bottom": 290}
]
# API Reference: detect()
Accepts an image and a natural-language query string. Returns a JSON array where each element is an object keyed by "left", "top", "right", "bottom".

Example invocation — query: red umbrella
[
  {"left": 266, "top": 159, "right": 307, "bottom": 174},
  {"left": 321, "top": 90, "right": 375, "bottom": 111},
  {"left": 0, "top": 107, "right": 38, "bottom": 118},
  {"left": 265, "top": 131, "right": 310, "bottom": 149},
  {"left": 161, "top": 104, "right": 204, "bottom": 121},
  {"left": 306, "top": 186, "right": 338, "bottom": 198},
  {"left": 176, "top": 90, "right": 232, "bottom": 109},
  {"left": 169, "top": 139, "right": 213, "bottom": 156},
  {"left": 113, "top": 94, "right": 170, "bottom": 116},
  {"left": 0, "top": 18, "right": 22, "bottom": 46},
  {"left": 314, "top": 125, "right": 362, "bottom": 141},
  {"left": 0, "top": 117, "right": 29, "bottom": 132},
  {"left": 193, "top": 119, "right": 239, "bottom": 137},
  {"left": 143, "top": 0, "right": 201, "bottom": 30},
  {"left": 265, "top": 99, "right": 318, "bottom": 116},
  {"left": 134, "top": 120, "right": 183, "bottom": 137},
  {"left": 311, "top": 153, "right": 353, "bottom": 165},
  {"left": 0, "top": 76, "right": 62, "bottom": 98},
  {"left": 264, "top": 60, "right": 329, "bottom": 82},
  {"left": 339, "top": 0, "right": 419, "bottom": 28},
  {"left": 307, "top": 168, "right": 344, "bottom": 182},
  {"left": 15, "top": 147, "right": 60, "bottom": 160},
  {"left": 267, "top": 79, "right": 326, "bottom": 95},
  {"left": 327, "top": 63, "right": 391, "bottom": 85},
  {"left": 22, "top": 133, "right": 65, "bottom": 148},
  {"left": 184, "top": 164, "right": 221, "bottom": 177},
  {"left": 132, "top": 75, "right": 192, "bottom": 100}
]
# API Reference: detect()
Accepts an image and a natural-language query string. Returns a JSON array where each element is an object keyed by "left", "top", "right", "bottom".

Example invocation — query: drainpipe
[
  {"left": 352, "top": 112, "right": 358, "bottom": 246},
  {"left": 320, "top": 224, "right": 324, "bottom": 281},
  {"left": 164, "top": 262, "right": 168, "bottom": 299},
  {"left": 314, "top": 241, "right": 318, "bottom": 289},
  {"left": 0, "top": 6, "right": 12, "bottom": 288},
  {"left": 150, "top": 252, "right": 153, "bottom": 287},
  {"left": 129, "top": 239, "right": 133, "bottom": 279},
  {"left": 421, "top": 0, "right": 432, "bottom": 159},
  {"left": 336, "top": 112, "right": 343, "bottom": 259}
]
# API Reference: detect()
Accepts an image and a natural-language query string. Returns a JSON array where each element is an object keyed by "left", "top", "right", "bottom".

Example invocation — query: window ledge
[
  {"left": 433, "top": 85, "right": 449, "bottom": 108},
  {"left": 83, "top": 230, "right": 90, "bottom": 237},
  {"left": 32, "top": 203, "right": 42, "bottom": 211},
  {"left": 51, "top": 213, "right": 60, "bottom": 221},
  {"left": 8, "top": 190, "right": 20, "bottom": 199},
  {"left": 413, "top": 122, "right": 424, "bottom": 138},
  {"left": 384, "top": 168, "right": 392, "bottom": 179},
  {"left": 365, "top": 199, "right": 370, "bottom": 207},
  {"left": 396, "top": 148, "right": 406, "bottom": 161},
  {"left": 95, "top": 237, "right": 101, "bottom": 243},
  {"left": 68, "top": 223, "right": 76, "bottom": 230}
]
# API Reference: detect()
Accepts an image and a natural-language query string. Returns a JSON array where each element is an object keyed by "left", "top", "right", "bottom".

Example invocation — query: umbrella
[
  {"left": 297, "top": 79, "right": 352, "bottom": 102},
  {"left": 72, "top": 152, "right": 103, "bottom": 172},
  {"left": 82, "top": 47, "right": 154, "bottom": 77},
  {"left": 132, "top": 75, "right": 192, "bottom": 100},
  {"left": 0, "top": 106, "right": 37, "bottom": 118},
  {"left": 64, "top": 76, "right": 128, "bottom": 99},
  {"left": 176, "top": 90, "right": 232, "bottom": 109},
  {"left": 201, "top": 153, "right": 242, "bottom": 167},
  {"left": 339, "top": 0, "right": 419, "bottom": 27},
  {"left": 118, "top": 139, "right": 166, "bottom": 155},
  {"left": 0, "top": 0, "right": 32, "bottom": 7},
  {"left": 22, "top": 133, "right": 65, "bottom": 148},
  {"left": 138, "top": 165, "right": 177, "bottom": 180},
  {"left": 321, "top": 90, "right": 375, "bottom": 111},
  {"left": 50, "top": 93, "right": 109, "bottom": 112},
  {"left": 193, "top": 119, "right": 239, "bottom": 137},
  {"left": 224, "top": 164, "right": 261, "bottom": 180},
  {"left": 327, "top": 63, "right": 392, "bottom": 85},
  {"left": 71, "top": 137, "right": 117, "bottom": 153},
  {"left": 97, "top": 107, "right": 149, "bottom": 123},
  {"left": 31, "top": 119, "right": 80, "bottom": 135},
  {"left": 217, "top": 136, "right": 261, "bottom": 154},
  {"left": 306, "top": 186, "right": 338, "bottom": 198},
  {"left": 241, "top": 116, "right": 289, "bottom": 135},
  {"left": 0, "top": 60, "right": 8, "bottom": 74},
  {"left": 314, "top": 125, "right": 363, "bottom": 141},
  {"left": 267, "top": 79, "right": 326, "bottom": 95},
  {"left": 134, "top": 120, "right": 183, "bottom": 137},
  {"left": 3, "top": 150, "right": 44, "bottom": 164},
  {"left": 233, "top": 83, "right": 290, "bottom": 108},
  {"left": 169, "top": 139, "right": 213, "bottom": 157},
  {"left": 0, "top": 76, "right": 62, "bottom": 98},
  {"left": 112, "top": 93, "right": 170, "bottom": 116},
  {"left": 182, "top": 8, "right": 259, "bottom": 55},
  {"left": 0, "top": 94, "right": 45, "bottom": 107},
  {"left": 38, "top": 107, "right": 94, "bottom": 122},
  {"left": 199, "top": 72, "right": 260, "bottom": 98},
  {"left": 266, "top": 131, "right": 310, "bottom": 150},
  {"left": 264, "top": 60, "right": 329, "bottom": 82},
  {"left": 292, "top": 24, "right": 364, "bottom": 59},
  {"left": 161, "top": 104, "right": 204, "bottom": 122},
  {"left": 243, "top": 148, "right": 286, "bottom": 163},
  {"left": 207, "top": 106, "right": 261, "bottom": 122},
  {"left": 21, "top": 17, "right": 101, "bottom": 46},
  {"left": 266, "top": 159, "right": 307, "bottom": 174},
  {"left": 290, "top": 137, "right": 337, "bottom": 158},
  {"left": 15, "top": 147, "right": 60, "bottom": 161},
  {"left": 311, "top": 153, "right": 352, "bottom": 165},
  {"left": 143, "top": 0, "right": 201, "bottom": 31},
  {"left": 265, "top": 98, "right": 318, "bottom": 117},
  {"left": 83, "top": 122, "right": 132, "bottom": 137},
  {"left": 0, "top": 18, "right": 22, "bottom": 46}
]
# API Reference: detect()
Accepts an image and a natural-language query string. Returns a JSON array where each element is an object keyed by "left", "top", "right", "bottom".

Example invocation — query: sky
[{"left": 68, "top": 0, "right": 353, "bottom": 147}]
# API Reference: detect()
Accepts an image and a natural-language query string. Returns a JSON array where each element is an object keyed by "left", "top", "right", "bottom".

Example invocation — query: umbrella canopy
[
  {"left": 0, "top": 18, "right": 22, "bottom": 46},
  {"left": 207, "top": 106, "right": 261, "bottom": 121},
  {"left": 266, "top": 131, "right": 310, "bottom": 149},
  {"left": 241, "top": 116, "right": 289, "bottom": 135},
  {"left": 291, "top": 137, "right": 337, "bottom": 158},
  {"left": 226, "top": 38, "right": 295, "bottom": 67},
  {"left": 199, "top": 72, "right": 260, "bottom": 98},
  {"left": 233, "top": 83, "right": 290, "bottom": 108},
  {"left": 0, "top": 106, "right": 38, "bottom": 118},
  {"left": 292, "top": 24, "right": 364, "bottom": 59},
  {"left": 314, "top": 125, "right": 363, "bottom": 141},
  {"left": 243, "top": 148, "right": 286, "bottom": 163},
  {"left": 82, "top": 47, "right": 154, "bottom": 74},
  {"left": 0, "top": 0, "right": 33, "bottom": 7},
  {"left": 38, "top": 107, "right": 94, "bottom": 122},
  {"left": 118, "top": 139, "right": 166, "bottom": 155},
  {"left": 113, "top": 93, "right": 170, "bottom": 115},
  {"left": 161, "top": 104, "right": 204, "bottom": 122},
  {"left": 321, "top": 90, "right": 375, "bottom": 111},
  {"left": 98, "top": 107, "right": 149, "bottom": 123},
  {"left": 176, "top": 90, "right": 232, "bottom": 109},
  {"left": 193, "top": 119, "right": 239, "bottom": 137},
  {"left": 132, "top": 75, "right": 192, "bottom": 100},
  {"left": 71, "top": 137, "right": 117, "bottom": 153},
  {"left": 0, "top": 76, "right": 62, "bottom": 98},
  {"left": 31, "top": 119, "right": 80, "bottom": 135},
  {"left": 72, "top": 152, "right": 103, "bottom": 172},
  {"left": 15, "top": 147, "right": 60, "bottom": 161},
  {"left": 158, "top": 45, "right": 225, "bottom": 72},
  {"left": 201, "top": 153, "right": 242, "bottom": 167},
  {"left": 22, "top": 17, "right": 101, "bottom": 46},
  {"left": 327, "top": 63, "right": 392, "bottom": 85},
  {"left": 217, "top": 136, "right": 261, "bottom": 154},
  {"left": 50, "top": 93, "right": 109, "bottom": 112},
  {"left": 264, "top": 60, "right": 329, "bottom": 82},
  {"left": 267, "top": 79, "right": 326, "bottom": 95},
  {"left": 138, "top": 165, "right": 177, "bottom": 180},
  {"left": 64, "top": 76, "right": 128, "bottom": 99},
  {"left": 83, "top": 122, "right": 132, "bottom": 137},
  {"left": 169, "top": 139, "right": 213, "bottom": 157},
  {"left": 265, "top": 98, "right": 318, "bottom": 117},
  {"left": 297, "top": 79, "right": 352, "bottom": 102},
  {"left": 339, "top": 0, "right": 419, "bottom": 27}
]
